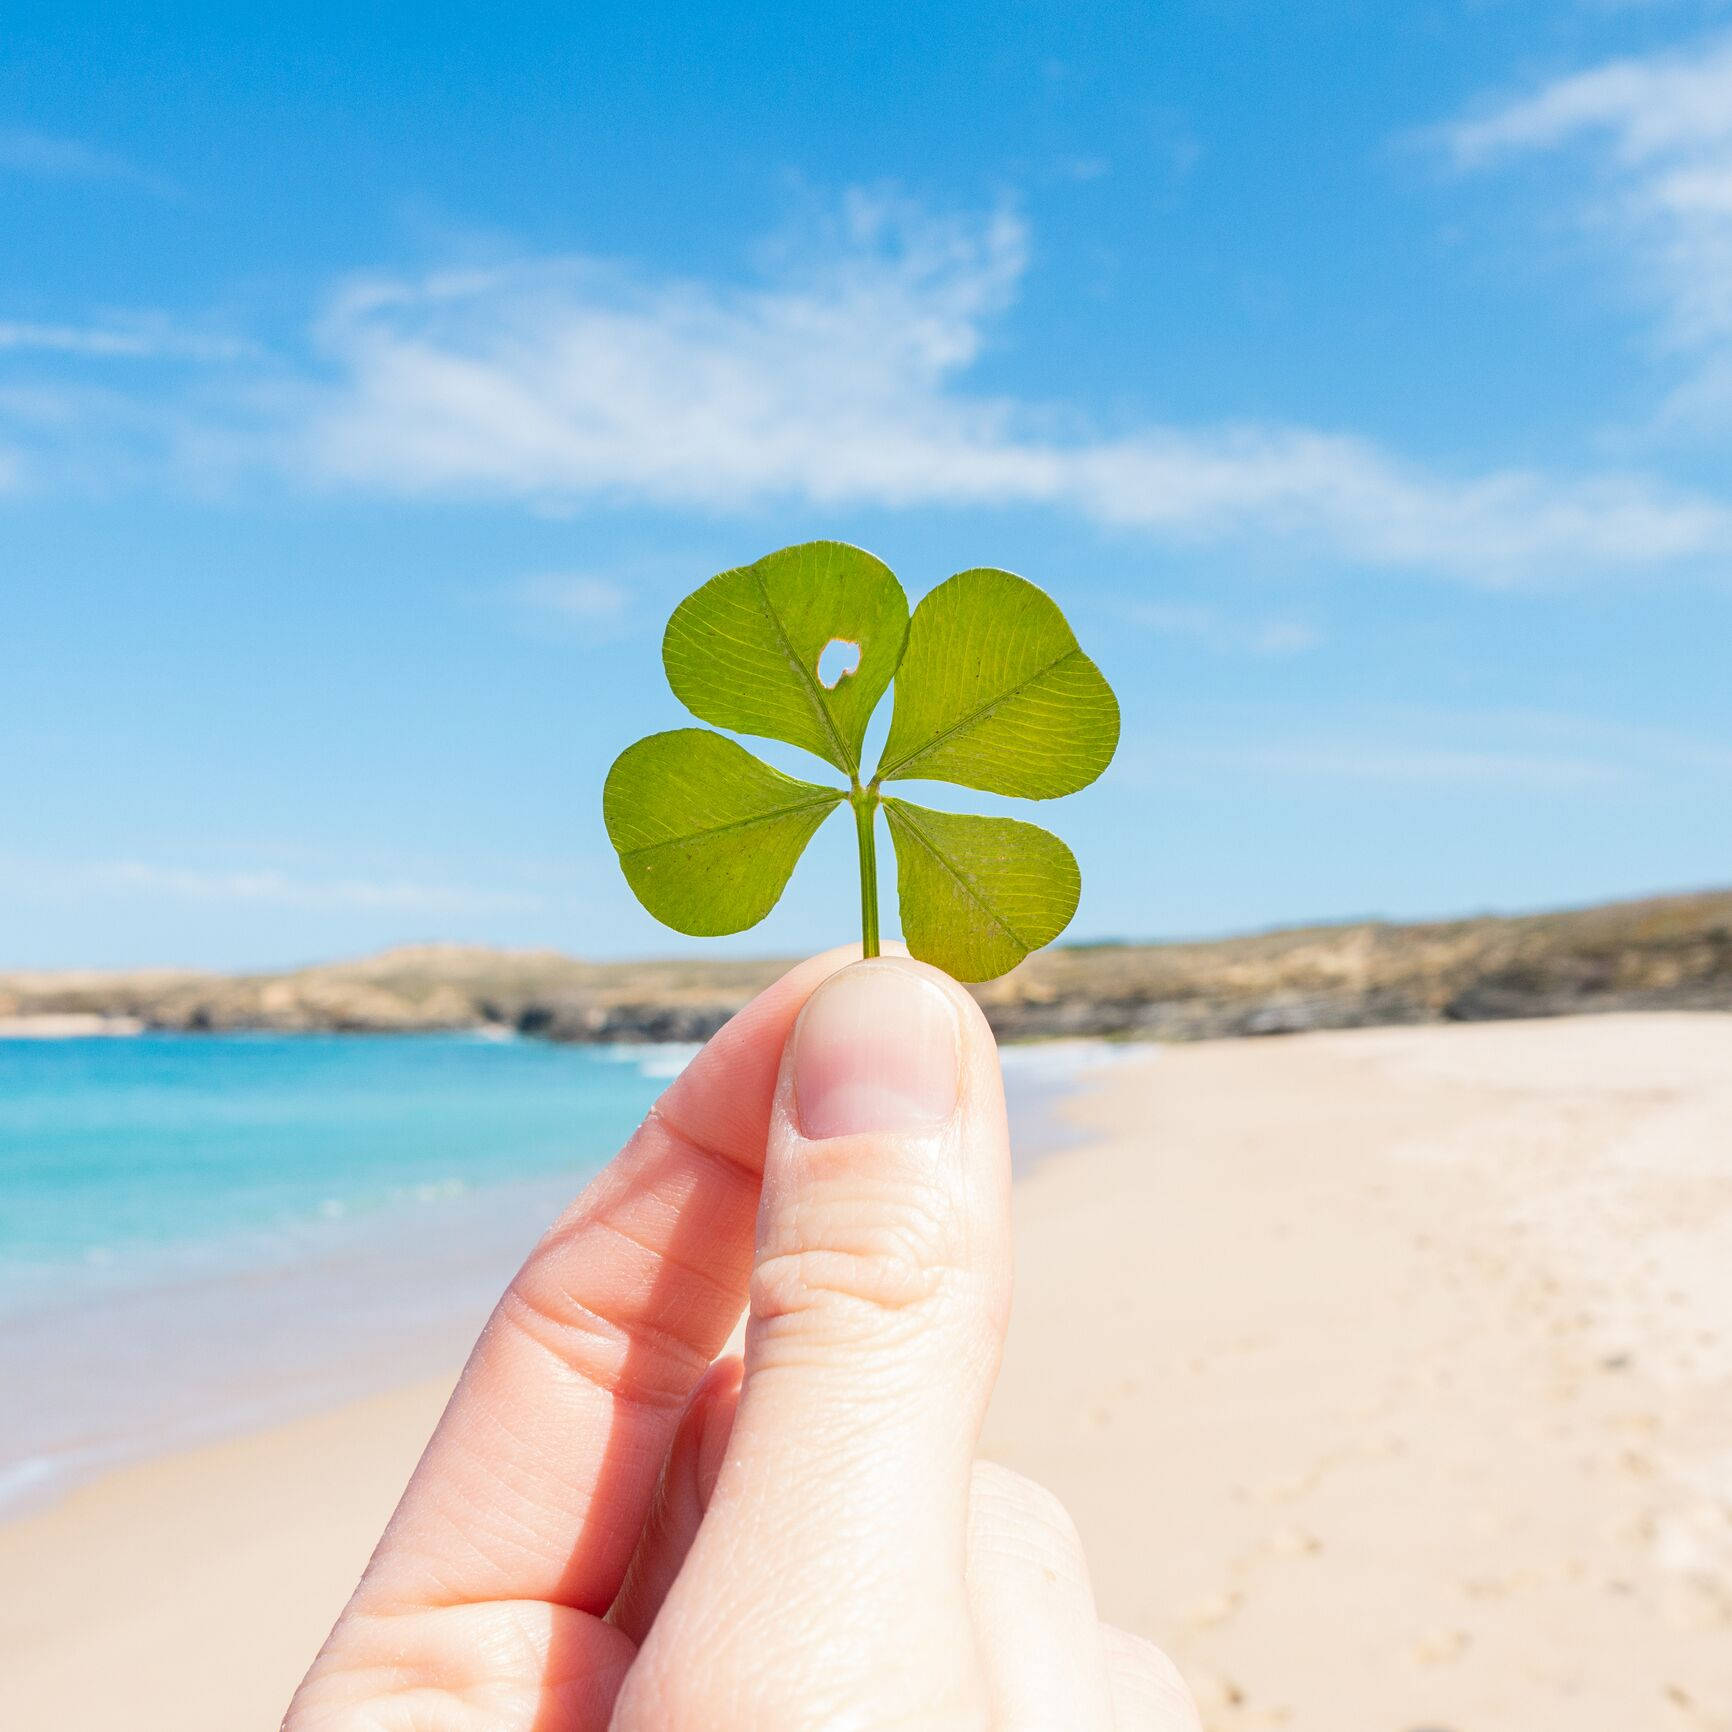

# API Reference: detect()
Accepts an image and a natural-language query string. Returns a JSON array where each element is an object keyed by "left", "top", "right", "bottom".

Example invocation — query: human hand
[{"left": 285, "top": 951, "right": 1199, "bottom": 1730}]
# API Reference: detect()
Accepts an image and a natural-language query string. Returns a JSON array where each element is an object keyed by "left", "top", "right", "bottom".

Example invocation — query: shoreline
[
  {"left": 2, "top": 1015, "right": 1728, "bottom": 1730},
  {"left": 0, "top": 1037, "right": 1109, "bottom": 1518},
  {"left": 0, "top": 1013, "right": 145, "bottom": 1039}
]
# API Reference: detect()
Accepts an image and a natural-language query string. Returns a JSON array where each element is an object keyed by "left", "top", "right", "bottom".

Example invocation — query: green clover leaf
[
  {"left": 604, "top": 730, "right": 845, "bottom": 936},
  {"left": 603, "top": 542, "right": 1119, "bottom": 982},
  {"left": 877, "top": 568, "right": 1119, "bottom": 798},
  {"left": 663, "top": 541, "right": 907, "bottom": 778},
  {"left": 881, "top": 800, "right": 1081, "bottom": 983}
]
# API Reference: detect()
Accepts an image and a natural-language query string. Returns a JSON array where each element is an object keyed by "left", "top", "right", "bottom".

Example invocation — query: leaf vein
[
  {"left": 878, "top": 647, "right": 1086, "bottom": 783},
  {"left": 619, "top": 791, "right": 842, "bottom": 862},
  {"left": 747, "top": 559, "right": 857, "bottom": 777},
  {"left": 886, "top": 802, "right": 1031, "bottom": 951}
]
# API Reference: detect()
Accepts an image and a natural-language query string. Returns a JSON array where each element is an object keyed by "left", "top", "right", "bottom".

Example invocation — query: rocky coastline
[{"left": 4, "top": 888, "right": 1728, "bottom": 1046}]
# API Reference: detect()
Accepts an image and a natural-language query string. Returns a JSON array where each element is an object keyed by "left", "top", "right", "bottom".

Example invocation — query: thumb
[
  {"left": 620, "top": 956, "right": 1012, "bottom": 1729},
  {"left": 739, "top": 951, "right": 1012, "bottom": 1501}
]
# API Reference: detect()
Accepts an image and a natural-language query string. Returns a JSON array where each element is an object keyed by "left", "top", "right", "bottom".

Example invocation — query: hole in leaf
[{"left": 817, "top": 638, "right": 862, "bottom": 689}]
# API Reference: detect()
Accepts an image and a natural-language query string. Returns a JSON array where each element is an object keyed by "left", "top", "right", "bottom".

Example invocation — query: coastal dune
[
  {"left": 4, "top": 887, "right": 1730, "bottom": 1044},
  {"left": 1, "top": 1012, "right": 1728, "bottom": 1730}
]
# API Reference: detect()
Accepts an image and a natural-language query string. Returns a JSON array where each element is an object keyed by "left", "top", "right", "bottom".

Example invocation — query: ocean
[{"left": 0, "top": 1029, "right": 1098, "bottom": 1513}]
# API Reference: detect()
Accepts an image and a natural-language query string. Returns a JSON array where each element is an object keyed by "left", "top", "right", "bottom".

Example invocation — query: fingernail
[{"left": 792, "top": 960, "right": 961, "bottom": 1140}]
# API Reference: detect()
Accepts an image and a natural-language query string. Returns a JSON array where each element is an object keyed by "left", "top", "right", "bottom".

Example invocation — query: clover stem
[{"left": 851, "top": 786, "right": 880, "bottom": 959}]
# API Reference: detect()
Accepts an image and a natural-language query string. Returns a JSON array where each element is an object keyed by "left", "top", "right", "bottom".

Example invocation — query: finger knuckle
[
  {"left": 751, "top": 1185, "right": 967, "bottom": 1332},
  {"left": 496, "top": 1262, "right": 704, "bottom": 1410},
  {"left": 968, "top": 1462, "right": 1090, "bottom": 1585},
  {"left": 1103, "top": 1624, "right": 1204, "bottom": 1731}
]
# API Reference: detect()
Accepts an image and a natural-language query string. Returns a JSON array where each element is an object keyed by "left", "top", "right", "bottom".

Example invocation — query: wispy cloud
[
  {"left": 1127, "top": 706, "right": 1732, "bottom": 791},
  {"left": 6, "top": 189, "right": 1732, "bottom": 582},
  {"left": 1156, "top": 742, "right": 1622, "bottom": 788},
  {"left": 0, "top": 378, "right": 229, "bottom": 495},
  {"left": 84, "top": 862, "right": 544, "bottom": 915},
  {"left": 0, "top": 319, "right": 251, "bottom": 361},
  {"left": 1438, "top": 31, "right": 1732, "bottom": 428},
  {"left": 1443, "top": 33, "right": 1732, "bottom": 169},
  {"left": 295, "top": 196, "right": 1036, "bottom": 509},
  {"left": 517, "top": 572, "right": 628, "bottom": 619},
  {"left": 279, "top": 194, "right": 1731, "bottom": 583},
  {"left": 1131, "top": 601, "right": 1322, "bottom": 656},
  {"left": 513, "top": 571, "right": 631, "bottom": 639},
  {"left": 0, "top": 127, "right": 175, "bottom": 196}
]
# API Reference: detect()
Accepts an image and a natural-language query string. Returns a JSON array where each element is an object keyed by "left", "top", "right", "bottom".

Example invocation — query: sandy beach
[{"left": 2, "top": 1012, "right": 1729, "bottom": 1731}]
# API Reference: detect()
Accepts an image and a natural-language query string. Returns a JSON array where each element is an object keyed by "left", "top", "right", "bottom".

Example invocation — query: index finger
[{"left": 350, "top": 946, "right": 860, "bottom": 1619}]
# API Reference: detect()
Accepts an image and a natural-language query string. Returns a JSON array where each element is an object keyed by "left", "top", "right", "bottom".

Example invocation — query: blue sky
[{"left": 4, "top": 0, "right": 1731, "bottom": 969}]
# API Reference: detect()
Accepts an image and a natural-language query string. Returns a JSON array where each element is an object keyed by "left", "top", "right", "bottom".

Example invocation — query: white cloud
[
  {"left": 1439, "top": 31, "right": 1732, "bottom": 425},
  {"left": 5, "top": 189, "right": 1732, "bottom": 581},
  {"left": 1444, "top": 34, "right": 1732, "bottom": 166},
  {"left": 0, "top": 319, "right": 251, "bottom": 361},
  {"left": 85, "top": 862, "right": 543, "bottom": 916},
  {"left": 1131, "top": 601, "right": 1322, "bottom": 656},
  {"left": 518, "top": 572, "right": 628, "bottom": 621},
  {"left": 1160, "top": 742, "right": 1622, "bottom": 788},
  {"left": 1252, "top": 620, "right": 1324, "bottom": 656},
  {"left": 1127, "top": 705, "right": 1732, "bottom": 791},
  {"left": 296, "top": 195, "right": 1037, "bottom": 509},
  {"left": 0, "top": 128, "right": 174, "bottom": 196},
  {"left": 512, "top": 571, "right": 634, "bottom": 641},
  {"left": 273, "top": 194, "right": 1732, "bottom": 583},
  {"left": 0, "top": 379, "right": 224, "bottom": 494}
]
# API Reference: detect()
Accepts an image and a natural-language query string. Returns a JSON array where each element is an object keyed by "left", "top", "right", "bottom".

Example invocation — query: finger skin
[
  {"left": 1101, "top": 1625, "right": 1203, "bottom": 1732},
  {"left": 964, "top": 1462, "right": 1116, "bottom": 1732},
  {"left": 615, "top": 957, "right": 1013, "bottom": 1731},
  {"left": 351, "top": 946, "right": 858, "bottom": 1618},
  {"left": 286, "top": 951, "right": 861, "bottom": 1732},
  {"left": 607, "top": 1356, "right": 742, "bottom": 1646},
  {"left": 285, "top": 1599, "right": 635, "bottom": 1732}
]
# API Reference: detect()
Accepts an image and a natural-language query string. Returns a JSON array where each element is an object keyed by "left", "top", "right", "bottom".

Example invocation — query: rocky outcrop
[
  {"left": 968, "top": 891, "right": 1732, "bottom": 1039},
  {"left": 4, "top": 890, "right": 1729, "bottom": 1046}
]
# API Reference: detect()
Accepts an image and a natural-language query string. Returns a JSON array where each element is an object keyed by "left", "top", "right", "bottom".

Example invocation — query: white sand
[{"left": 0, "top": 1014, "right": 143, "bottom": 1038}]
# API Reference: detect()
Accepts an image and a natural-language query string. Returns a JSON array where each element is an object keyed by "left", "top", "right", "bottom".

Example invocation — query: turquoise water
[
  {"left": 0, "top": 1031, "right": 688, "bottom": 1507},
  {"left": 0, "top": 1028, "right": 1094, "bottom": 1509},
  {"left": 0, "top": 1032, "right": 676, "bottom": 1298}
]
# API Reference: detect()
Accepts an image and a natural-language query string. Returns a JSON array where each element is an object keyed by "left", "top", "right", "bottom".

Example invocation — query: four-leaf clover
[{"left": 603, "top": 541, "right": 1119, "bottom": 982}]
